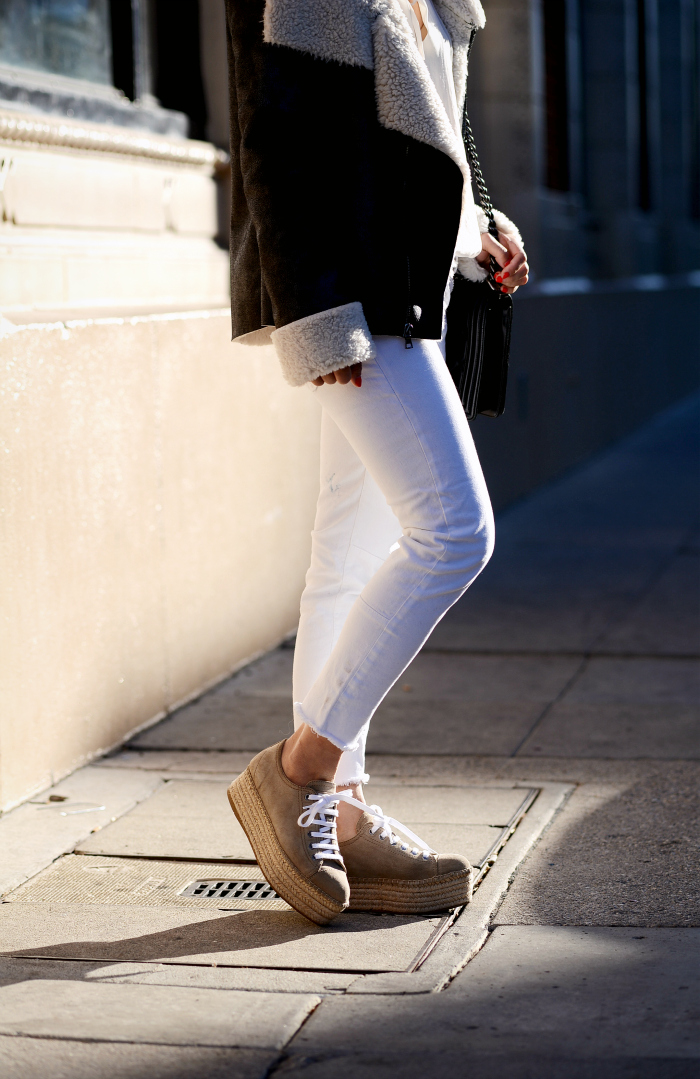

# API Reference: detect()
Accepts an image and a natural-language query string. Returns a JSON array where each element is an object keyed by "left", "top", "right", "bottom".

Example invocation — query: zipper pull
[{"left": 403, "top": 321, "right": 413, "bottom": 349}]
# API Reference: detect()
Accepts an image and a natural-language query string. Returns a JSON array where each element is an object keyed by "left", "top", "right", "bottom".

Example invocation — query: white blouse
[{"left": 397, "top": 0, "right": 482, "bottom": 259}]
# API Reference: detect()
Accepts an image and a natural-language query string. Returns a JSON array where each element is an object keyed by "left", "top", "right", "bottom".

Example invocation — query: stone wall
[{"left": 0, "top": 312, "right": 320, "bottom": 811}]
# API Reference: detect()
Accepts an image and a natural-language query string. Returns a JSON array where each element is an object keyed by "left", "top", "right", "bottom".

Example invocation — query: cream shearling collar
[{"left": 263, "top": 0, "right": 486, "bottom": 237}]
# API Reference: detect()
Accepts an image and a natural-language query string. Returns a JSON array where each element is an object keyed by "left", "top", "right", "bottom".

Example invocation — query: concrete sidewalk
[{"left": 1, "top": 394, "right": 698, "bottom": 1078}]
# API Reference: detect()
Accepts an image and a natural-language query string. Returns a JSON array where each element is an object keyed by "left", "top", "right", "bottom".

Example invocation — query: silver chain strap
[{"left": 462, "top": 30, "right": 500, "bottom": 277}]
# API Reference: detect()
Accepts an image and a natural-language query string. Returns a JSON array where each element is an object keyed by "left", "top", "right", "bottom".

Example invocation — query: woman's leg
[
  {"left": 293, "top": 409, "right": 403, "bottom": 789},
  {"left": 293, "top": 335, "right": 494, "bottom": 757},
  {"left": 229, "top": 335, "right": 493, "bottom": 922}
]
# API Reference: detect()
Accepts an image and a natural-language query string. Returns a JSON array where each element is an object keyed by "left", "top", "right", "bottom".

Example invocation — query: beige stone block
[
  {"left": 61, "top": 233, "right": 229, "bottom": 308},
  {"left": 0, "top": 312, "right": 320, "bottom": 810},
  {"left": 0, "top": 229, "right": 229, "bottom": 311},
  {"left": 155, "top": 313, "right": 321, "bottom": 705},
  {"left": 168, "top": 170, "right": 219, "bottom": 235},
  {"left": 4, "top": 149, "right": 170, "bottom": 231},
  {"left": 0, "top": 234, "right": 66, "bottom": 308},
  {"left": 0, "top": 319, "right": 168, "bottom": 809}
]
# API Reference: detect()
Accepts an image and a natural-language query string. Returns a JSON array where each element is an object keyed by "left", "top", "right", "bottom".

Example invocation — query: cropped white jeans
[{"left": 292, "top": 335, "right": 495, "bottom": 785}]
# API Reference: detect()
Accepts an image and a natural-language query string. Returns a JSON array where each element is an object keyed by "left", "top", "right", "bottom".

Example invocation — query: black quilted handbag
[{"left": 445, "top": 37, "right": 513, "bottom": 420}]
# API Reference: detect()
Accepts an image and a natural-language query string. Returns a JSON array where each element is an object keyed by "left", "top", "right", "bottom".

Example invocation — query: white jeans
[{"left": 292, "top": 335, "right": 494, "bottom": 785}]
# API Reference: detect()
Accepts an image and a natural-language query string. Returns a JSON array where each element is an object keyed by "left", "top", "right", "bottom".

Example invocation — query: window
[
  {"left": 636, "top": 0, "right": 651, "bottom": 211},
  {"left": 689, "top": 0, "right": 699, "bottom": 219},
  {"left": 152, "top": 0, "right": 207, "bottom": 141},
  {"left": 543, "top": 0, "right": 570, "bottom": 192},
  {"left": 108, "top": 0, "right": 135, "bottom": 100},
  {"left": 0, "top": 0, "right": 112, "bottom": 84},
  {"left": 0, "top": 0, "right": 207, "bottom": 139}
]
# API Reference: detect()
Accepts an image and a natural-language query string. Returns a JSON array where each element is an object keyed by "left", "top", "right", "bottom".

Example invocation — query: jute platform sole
[
  {"left": 348, "top": 868, "right": 473, "bottom": 913},
  {"left": 227, "top": 768, "right": 346, "bottom": 926}
]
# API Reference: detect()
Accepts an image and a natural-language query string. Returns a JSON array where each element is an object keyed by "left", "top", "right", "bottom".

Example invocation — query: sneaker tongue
[{"left": 306, "top": 779, "right": 336, "bottom": 796}]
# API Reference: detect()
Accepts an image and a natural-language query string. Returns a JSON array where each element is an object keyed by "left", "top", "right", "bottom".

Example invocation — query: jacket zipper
[{"left": 403, "top": 140, "right": 413, "bottom": 349}]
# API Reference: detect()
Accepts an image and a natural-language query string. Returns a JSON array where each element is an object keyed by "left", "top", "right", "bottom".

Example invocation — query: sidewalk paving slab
[
  {"left": 0, "top": 958, "right": 358, "bottom": 994},
  {"left": 0, "top": 903, "right": 443, "bottom": 972},
  {"left": 0, "top": 979, "right": 320, "bottom": 1048},
  {"left": 76, "top": 779, "right": 531, "bottom": 865},
  {"left": 366, "top": 653, "right": 582, "bottom": 755},
  {"left": 429, "top": 544, "right": 671, "bottom": 654},
  {"left": 131, "top": 649, "right": 295, "bottom": 751},
  {"left": 518, "top": 656, "right": 700, "bottom": 759},
  {"left": 0, "top": 1037, "right": 276, "bottom": 1079},
  {"left": 345, "top": 782, "right": 572, "bottom": 995},
  {"left": 2, "top": 781, "right": 567, "bottom": 986},
  {"left": 595, "top": 543, "right": 700, "bottom": 656},
  {"left": 77, "top": 780, "right": 257, "bottom": 862},
  {"left": 97, "top": 749, "right": 255, "bottom": 773},
  {"left": 286, "top": 927, "right": 700, "bottom": 1060},
  {"left": 7, "top": 856, "right": 292, "bottom": 911},
  {"left": 129, "top": 650, "right": 583, "bottom": 757},
  {"left": 0, "top": 768, "right": 163, "bottom": 898},
  {"left": 521, "top": 701, "right": 699, "bottom": 759},
  {"left": 494, "top": 767, "right": 700, "bottom": 927},
  {"left": 359, "top": 753, "right": 700, "bottom": 787},
  {"left": 479, "top": 395, "right": 700, "bottom": 549},
  {"left": 274, "top": 1054, "right": 700, "bottom": 1079},
  {"left": 428, "top": 395, "right": 699, "bottom": 656}
]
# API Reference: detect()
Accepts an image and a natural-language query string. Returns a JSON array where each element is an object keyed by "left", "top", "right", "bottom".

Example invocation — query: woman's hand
[
  {"left": 312, "top": 363, "right": 362, "bottom": 387},
  {"left": 309, "top": 232, "right": 528, "bottom": 389},
  {"left": 476, "top": 231, "right": 529, "bottom": 294}
]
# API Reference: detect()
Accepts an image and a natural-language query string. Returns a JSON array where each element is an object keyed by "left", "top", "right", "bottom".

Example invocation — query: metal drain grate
[
  {"left": 180, "top": 879, "right": 280, "bottom": 901},
  {"left": 6, "top": 856, "right": 291, "bottom": 912}
]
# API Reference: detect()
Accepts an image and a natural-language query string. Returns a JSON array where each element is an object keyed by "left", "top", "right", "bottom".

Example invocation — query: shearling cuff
[
  {"left": 479, "top": 207, "right": 524, "bottom": 247},
  {"left": 457, "top": 255, "right": 489, "bottom": 282},
  {"left": 457, "top": 207, "right": 523, "bottom": 282},
  {"left": 271, "top": 301, "right": 376, "bottom": 387}
]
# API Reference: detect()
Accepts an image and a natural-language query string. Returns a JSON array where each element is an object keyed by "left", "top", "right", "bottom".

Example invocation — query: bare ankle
[
  {"left": 336, "top": 782, "right": 366, "bottom": 843},
  {"left": 280, "top": 725, "right": 342, "bottom": 786}
]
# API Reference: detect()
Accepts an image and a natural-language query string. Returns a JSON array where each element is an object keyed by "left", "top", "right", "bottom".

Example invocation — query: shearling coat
[{"left": 225, "top": 0, "right": 521, "bottom": 386}]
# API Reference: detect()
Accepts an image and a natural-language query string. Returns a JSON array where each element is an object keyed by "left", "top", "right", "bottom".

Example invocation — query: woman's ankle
[
  {"left": 280, "top": 725, "right": 342, "bottom": 786},
  {"left": 336, "top": 782, "right": 366, "bottom": 843}
]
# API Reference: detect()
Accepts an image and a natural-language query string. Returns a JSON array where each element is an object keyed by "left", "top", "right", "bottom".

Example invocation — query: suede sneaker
[
  {"left": 227, "top": 741, "right": 349, "bottom": 925},
  {"left": 338, "top": 800, "right": 473, "bottom": 914}
]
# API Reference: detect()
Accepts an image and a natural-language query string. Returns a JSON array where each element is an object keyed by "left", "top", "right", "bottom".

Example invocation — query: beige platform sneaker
[
  {"left": 227, "top": 741, "right": 350, "bottom": 926},
  {"left": 338, "top": 803, "right": 473, "bottom": 914}
]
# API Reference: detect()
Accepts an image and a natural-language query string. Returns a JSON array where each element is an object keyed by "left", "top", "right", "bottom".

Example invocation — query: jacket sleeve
[
  {"left": 226, "top": 0, "right": 376, "bottom": 386},
  {"left": 457, "top": 208, "right": 523, "bottom": 282}
]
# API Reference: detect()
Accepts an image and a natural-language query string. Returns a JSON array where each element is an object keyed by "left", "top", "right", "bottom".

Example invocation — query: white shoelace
[
  {"left": 297, "top": 791, "right": 436, "bottom": 863},
  {"left": 297, "top": 793, "right": 343, "bottom": 863}
]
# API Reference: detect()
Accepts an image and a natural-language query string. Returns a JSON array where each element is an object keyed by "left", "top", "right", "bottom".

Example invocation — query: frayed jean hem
[{"left": 292, "top": 702, "right": 364, "bottom": 755}]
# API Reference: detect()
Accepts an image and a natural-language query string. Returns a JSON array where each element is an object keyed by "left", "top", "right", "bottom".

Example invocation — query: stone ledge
[{"left": 0, "top": 109, "right": 228, "bottom": 173}]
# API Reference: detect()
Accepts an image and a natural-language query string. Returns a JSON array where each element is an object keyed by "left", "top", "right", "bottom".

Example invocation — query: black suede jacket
[{"left": 226, "top": 0, "right": 463, "bottom": 344}]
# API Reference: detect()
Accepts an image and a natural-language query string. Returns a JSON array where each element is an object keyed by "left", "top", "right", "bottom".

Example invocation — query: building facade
[
  {"left": 466, "top": 0, "right": 699, "bottom": 507},
  {"left": 0, "top": 1, "right": 322, "bottom": 811}
]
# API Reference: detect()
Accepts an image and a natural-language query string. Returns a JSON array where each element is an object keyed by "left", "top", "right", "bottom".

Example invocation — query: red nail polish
[
  {"left": 494, "top": 274, "right": 503, "bottom": 282},
  {"left": 501, "top": 286, "right": 508, "bottom": 293},
  {"left": 357, "top": 377, "right": 362, "bottom": 387}
]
